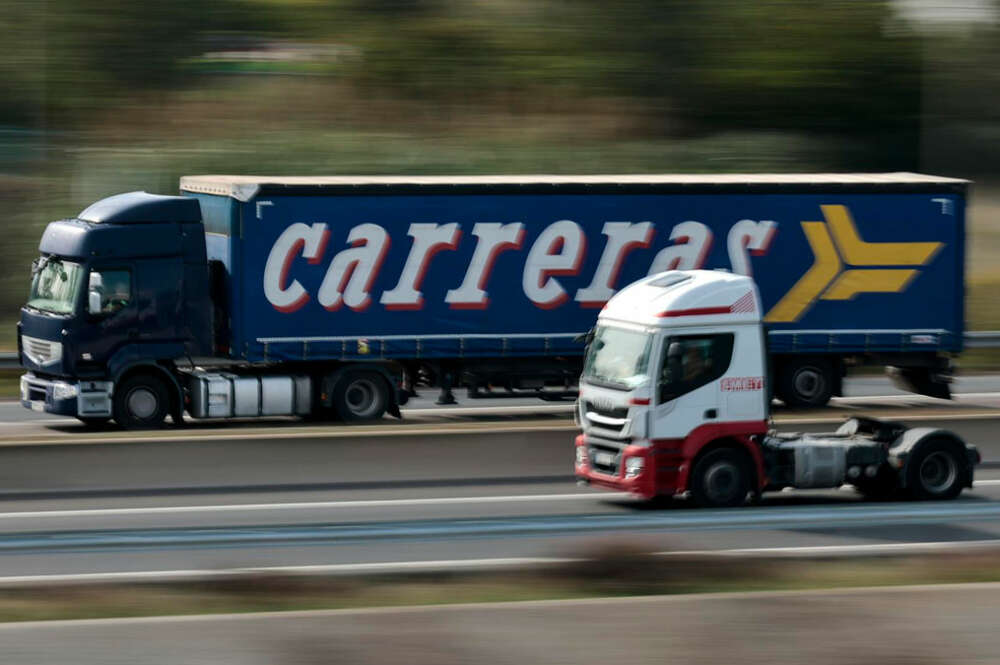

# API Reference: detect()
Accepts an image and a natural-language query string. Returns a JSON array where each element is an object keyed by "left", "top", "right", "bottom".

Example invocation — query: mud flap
[{"left": 887, "top": 366, "right": 951, "bottom": 400}]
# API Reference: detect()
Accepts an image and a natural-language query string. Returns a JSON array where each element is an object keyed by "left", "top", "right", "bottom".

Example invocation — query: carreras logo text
[{"left": 262, "top": 219, "right": 776, "bottom": 313}]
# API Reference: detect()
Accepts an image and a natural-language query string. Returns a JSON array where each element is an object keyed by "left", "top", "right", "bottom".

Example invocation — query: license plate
[
  {"left": 594, "top": 451, "right": 616, "bottom": 466},
  {"left": 30, "top": 401, "right": 45, "bottom": 412}
]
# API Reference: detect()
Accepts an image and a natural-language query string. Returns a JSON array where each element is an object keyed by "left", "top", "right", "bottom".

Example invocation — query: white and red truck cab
[{"left": 574, "top": 270, "right": 980, "bottom": 507}]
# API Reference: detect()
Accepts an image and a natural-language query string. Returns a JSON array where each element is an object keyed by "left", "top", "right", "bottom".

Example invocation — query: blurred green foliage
[{"left": 0, "top": 0, "right": 998, "bottom": 334}]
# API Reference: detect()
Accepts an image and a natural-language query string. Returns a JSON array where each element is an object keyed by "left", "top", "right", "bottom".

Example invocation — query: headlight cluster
[
  {"left": 624, "top": 456, "right": 645, "bottom": 478},
  {"left": 575, "top": 446, "right": 588, "bottom": 466}
]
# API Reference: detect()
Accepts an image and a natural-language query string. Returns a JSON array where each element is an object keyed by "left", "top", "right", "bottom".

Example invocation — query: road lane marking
[
  {"left": 0, "top": 492, "right": 633, "bottom": 520},
  {"left": 675, "top": 539, "right": 1000, "bottom": 557},
  {"left": 2, "top": 407, "right": 1000, "bottom": 446},
  {"left": 3, "top": 498, "right": 1000, "bottom": 554},
  {"left": 0, "top": 481, "right": 997, "bottom": 521},
  {"left": 3, "top": 548, "right": 1000, "bottom": 591}
]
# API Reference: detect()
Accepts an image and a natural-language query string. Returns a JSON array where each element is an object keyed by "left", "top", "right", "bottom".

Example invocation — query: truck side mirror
[{"left": 88, "top": 290, "right": 102, "bottom": 315}]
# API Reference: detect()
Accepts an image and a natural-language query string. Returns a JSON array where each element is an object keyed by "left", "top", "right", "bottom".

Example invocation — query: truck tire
[
  {"left": 113, "top": 374, "right": 169, "bottom": 429},
  {"left": 689, "top": 448, "right": 752, "bottom": 508},
  {"left": 777, "top": 358, "right": 835, "bottom": 408},
  {"left": 332, "top": 371, "right": 389, "bottom": 421},
  {"left": 907, "top": 439, "right": 966, "bottom": 501}
]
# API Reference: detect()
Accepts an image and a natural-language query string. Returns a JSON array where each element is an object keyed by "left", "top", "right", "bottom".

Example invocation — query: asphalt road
[
  {"left": 0, "top": 411, "right": 993, "bottom": 580},
  {"left": 4, "top": 584, "right": 1000, "bottom": 664},
  {"left": 0, "top": 377, "right": 999, "bottom": 581}
]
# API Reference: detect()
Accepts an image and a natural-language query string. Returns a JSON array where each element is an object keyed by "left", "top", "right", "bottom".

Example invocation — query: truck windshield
[
  {"left": 581, "top": 325, "right": 652, "bottom": 389},
  {"left": 27, "top": 258, "right": 84, "bottom": 315}
]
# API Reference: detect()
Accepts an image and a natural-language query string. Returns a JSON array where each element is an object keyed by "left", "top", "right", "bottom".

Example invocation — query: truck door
[
  {"left": 649, "top": 332, "right": 735, "bottom": 441},
  {"left": 77, "top": 266, "right": 138, "bottom": 366}
]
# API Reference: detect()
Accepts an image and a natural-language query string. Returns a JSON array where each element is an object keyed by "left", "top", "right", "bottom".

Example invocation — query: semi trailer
[
  {"left": 573, "top": 269, "right": 979, "bottom": 506},
  {"left": 17, "top": 173, "right": 967, "bottom": 428}
]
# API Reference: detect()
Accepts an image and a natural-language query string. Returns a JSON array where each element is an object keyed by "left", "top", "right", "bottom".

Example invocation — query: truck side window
[
  {"left": 658, "top": 333, "right": 734, "bottom": 403},
  {"left": 90, "top": 269, "right": 132, "bottom": 315}
]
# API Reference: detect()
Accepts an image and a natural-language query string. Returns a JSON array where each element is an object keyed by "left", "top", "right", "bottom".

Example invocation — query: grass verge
[{"left": 3, "top": 546, "right": 1000, "bottom": 623}]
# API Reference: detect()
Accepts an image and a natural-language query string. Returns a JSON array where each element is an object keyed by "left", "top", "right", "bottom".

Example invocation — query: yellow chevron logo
[{"left": 764, "top": 205, "right": 942, "bottom": 323}]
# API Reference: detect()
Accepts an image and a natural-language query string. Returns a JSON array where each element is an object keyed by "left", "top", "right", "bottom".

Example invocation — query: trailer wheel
[
  {"left": 690, "top": 448, "right": 751, "bottom": 508},
  {"left": 333, "top": 371, "right": 389, "bottom": 421},
  {"left": 113, "top": 374, "right": 169, "bottom": 429},
  {"left": 777, "top": 358, "right": 835, "bottom": 408},
  {"left": 907, "top": 440, "right": 966, "bottom": 501}
]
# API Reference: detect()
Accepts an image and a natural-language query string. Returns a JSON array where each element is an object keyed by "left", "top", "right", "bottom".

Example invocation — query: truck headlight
[
  {"left": 19, "top": 376, "right": 29, "bottom": 401},
  {"left": 624, "top": 456, "right": 645, "bottom": 478},
  {"left": 52, "top": 383, "right": 78, "bottom": 400},
  {"left": 576, "top": 446, "right": 588, "bottom": 467}
]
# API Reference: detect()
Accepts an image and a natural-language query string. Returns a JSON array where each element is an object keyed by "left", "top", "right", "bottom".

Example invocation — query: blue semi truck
[{"left": 18, "top": 174, "right": 967, "bottom": 428}]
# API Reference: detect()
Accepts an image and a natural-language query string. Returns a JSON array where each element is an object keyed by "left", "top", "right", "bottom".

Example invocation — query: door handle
[{"left": 704, "top": 409, "right": 717, "bottom": 419}]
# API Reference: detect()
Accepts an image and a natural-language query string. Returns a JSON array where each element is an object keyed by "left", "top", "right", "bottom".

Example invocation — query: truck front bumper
[
  {"left": 20, "top": 373, "right": 113, "bottom": 418},
  {"left": 574, "top": 434, "right": 658, "bottom": 500}
]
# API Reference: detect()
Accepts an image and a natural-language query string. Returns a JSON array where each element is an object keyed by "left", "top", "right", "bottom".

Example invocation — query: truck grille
[
  {"left": 584, "top": 401, "right": 628, "bottom": 434},
  {"left": 587, "top": 443, "right": 622, "bottom": 476},
  {"left": 22, "top": 336, "right": 61, "bottom": 366}
]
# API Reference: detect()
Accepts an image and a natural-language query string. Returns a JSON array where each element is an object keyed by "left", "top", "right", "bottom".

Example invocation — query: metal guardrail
[
  {"left": 3, "top": 332, "right": 1000, "bottom": 370},
  {"left": 963, "top": 331, "right": 1000, "bottom": 349}
]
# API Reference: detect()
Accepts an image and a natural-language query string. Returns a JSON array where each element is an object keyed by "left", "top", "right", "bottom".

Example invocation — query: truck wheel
[
  {"left": 777, "top": 358, "right": 834, "bottom": 408},
  {"left": 333, "top": 371, "right": 389, "bottom": 421},
  {"left": 690, "top": 448, "right": 751, "bottom": 508},
  {"left": 907, "top": 440, "right": 966, "bottom": 501},
  {"left": 113, "top": 374, "right": 170, "bottom": 429}
]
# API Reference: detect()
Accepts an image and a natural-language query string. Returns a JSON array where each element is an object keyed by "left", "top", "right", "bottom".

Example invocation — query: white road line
[
  {"left": 0, "top": 557, "right": 576, "bottom": 588},
  {"left": 836, "top": 392, "right": 1000, "bottom": 403},
  {"left": 3, "top": 545, "right": 1000, "bottom": 591},
  {"left": 0, "top": 491, "right": 633, "bottom": 520},
  {"left": 665, "top": 539, "right": 1000, "bottom": 558},
  {"left": 778, "top": 412, "right": 1000, "bottom": 425},
  {"left": 0, "top": 419, "right": 71, "bottom": 426},
  {"left": 0, "top": 481, "right": 998, "bottom": 520},
  {"left": 4, "top": 408, "right": 1000, "bottom": 447}
]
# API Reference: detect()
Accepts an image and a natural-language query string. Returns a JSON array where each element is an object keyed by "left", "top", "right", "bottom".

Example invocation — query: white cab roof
[{"left": 599, "top": 270, "right": 761, "bottom": 328}]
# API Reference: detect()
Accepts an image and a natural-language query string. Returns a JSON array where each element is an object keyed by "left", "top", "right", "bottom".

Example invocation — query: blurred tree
[
  {"left": 570, "top": 0, "right": 924, "bottom": 168},
  {"left": 13, "top": 0, "right": 278, "bottom": 123}
]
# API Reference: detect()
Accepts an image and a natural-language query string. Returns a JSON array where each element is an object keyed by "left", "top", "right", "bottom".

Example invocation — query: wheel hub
[
  {"left": 704, "top": 462, "right": 739, "bottom": 502},
  {"left": 919, "top": 451, "right": 957, "bottom": 494},
  {"left": 793, "top": 368, "right": 823, "bottom": 399},
  {"left": 127, "top": 387, "right": 158, "bottom": 420},
  {"left": 345, "top": 379, "right": 380, "bottom": 417}
]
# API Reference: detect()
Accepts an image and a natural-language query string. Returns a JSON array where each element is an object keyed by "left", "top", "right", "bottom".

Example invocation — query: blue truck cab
[
  {"left": 18, "top": 174, "right": 969, "bottom": 429},
  {"left": 19, "top": 193, "right": 213, "bottom": 425}
]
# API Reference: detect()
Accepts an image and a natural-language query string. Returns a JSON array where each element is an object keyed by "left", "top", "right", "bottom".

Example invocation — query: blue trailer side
[{"left": 181, "top": 176, "right": 965, "bottom": 406}]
